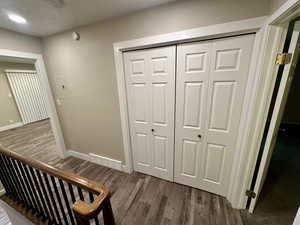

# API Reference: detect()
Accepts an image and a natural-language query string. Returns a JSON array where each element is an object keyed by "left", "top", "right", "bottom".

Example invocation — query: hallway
[{"left": 0, "top": 120, "right": 292, "bottom": 225}]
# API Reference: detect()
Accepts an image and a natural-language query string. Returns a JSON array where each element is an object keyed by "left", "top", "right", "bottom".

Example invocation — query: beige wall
[
  {"left": 269, "top": 0, "right": 289, "bottom": 13},
  {"left": 0, "top": 28, "right": 42, "bottom": 54},
  {"left": 42, "top": 0, "right": 269, "bottom": 161},
  {"left": 0, "top": 62, "right": 35, "bottom": 127},
  {"left": 0, "top": 28, "right": 41, "bottom": 191},
  {"left": 0, "top": 28, "right": 42, "bottom": 128}
]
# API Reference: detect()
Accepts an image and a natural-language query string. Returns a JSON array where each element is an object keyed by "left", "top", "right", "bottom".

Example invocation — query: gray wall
[
  {"left": 269, "top": 0, "right": 289, "bottom": 13},
  {"left": 0, "top": 28, "right": 42, "bottom": 193},
  {"left": 0, "top": 28, "right": 42, "bottom": 54},
  {"left": 0, "top": 28, "right": 42, "bottom": 127},
  {"left": 0, "top": 62, "right": 35, "bottom": 127},
  {"left": 42, "top": 0, "right": 269, "bottom": 161}
]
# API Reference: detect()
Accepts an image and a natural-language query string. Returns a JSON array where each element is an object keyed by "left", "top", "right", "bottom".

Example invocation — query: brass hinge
[
  {"left": 245, "top": 190, "right": 256, "bottom": 199},
  {"left": 275, "top": 53, "right": 292, "bottom": 65}
]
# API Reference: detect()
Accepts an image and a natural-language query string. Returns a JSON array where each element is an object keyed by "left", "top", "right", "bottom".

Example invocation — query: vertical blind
[{"left": 5, "top": 70, "right": 48, "bottom": 124}]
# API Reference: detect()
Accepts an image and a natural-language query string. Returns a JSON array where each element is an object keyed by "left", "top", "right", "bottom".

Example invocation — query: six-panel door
[
  {"left": 124, "top": 46, "right": 176, "bottom": 181},
  {"left": 124, "top": 34, "right": 254, "bottom": 196},
  {"left": 174, "top": 35, "right": 255, "bottom": 196}
]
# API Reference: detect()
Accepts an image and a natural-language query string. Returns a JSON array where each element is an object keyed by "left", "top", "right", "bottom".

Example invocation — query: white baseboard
[
  {"left": 89, "top": 153, "right": 123, "bottom": 171},
  {"left": 68, "top": 150, "right": 90, "bottom": 161},
  {"left": 0, "top": 122, "right": 23, "bottom": 132},
  {"left": 67, "top": 150, "right": 124, "bottom": 172},
  {"left": 122, "top": 164, "right": 132, "bottom": 173}
]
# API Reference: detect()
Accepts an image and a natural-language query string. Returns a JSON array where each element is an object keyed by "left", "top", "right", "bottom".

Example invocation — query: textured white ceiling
[{"left": 0, "top": 0, "right": 178, "bottom": 37}]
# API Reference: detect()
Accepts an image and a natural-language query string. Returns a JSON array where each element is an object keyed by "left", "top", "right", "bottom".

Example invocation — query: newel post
[
  {"left": 102, "top": 198, "right": 115, "bottom": 225},
  {"left": 74, "top": 211, "right": 90, "bottom": 225}
]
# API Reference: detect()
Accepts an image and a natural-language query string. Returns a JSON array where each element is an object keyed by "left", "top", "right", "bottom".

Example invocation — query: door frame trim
[
  {"left": 236, "top": 0, "right": 300, "bottom": 212},
  {"left": 0, "top": 49, "right": 67, "bottom": 158},
  {"left": 113, "top": 16, "right": 267, "bottom": 208}
]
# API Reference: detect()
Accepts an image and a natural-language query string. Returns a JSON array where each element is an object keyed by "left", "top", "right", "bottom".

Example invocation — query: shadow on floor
[{"left": 250, "top": 128, "right": 300, "bottom": 225}]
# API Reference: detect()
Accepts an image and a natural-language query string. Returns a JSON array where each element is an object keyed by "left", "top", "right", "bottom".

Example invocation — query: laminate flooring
[{"left": 0, "top": 120, "right": 294, "bottom": 225}]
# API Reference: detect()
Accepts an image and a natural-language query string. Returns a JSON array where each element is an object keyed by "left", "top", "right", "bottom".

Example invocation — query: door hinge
[
  {"left": 275, "top": 53, "right": 292, "bottom": 65},
  {"left": 245, "top": 190, "right": 256, "bottom": 199}
]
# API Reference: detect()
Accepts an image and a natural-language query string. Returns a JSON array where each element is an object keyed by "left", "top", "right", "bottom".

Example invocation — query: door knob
[
  {"left": 198, "top": 134, "right": 202, "bottom": 138},
  {"left": 151, "top": 129, "right": 154, "bottom": 132}
]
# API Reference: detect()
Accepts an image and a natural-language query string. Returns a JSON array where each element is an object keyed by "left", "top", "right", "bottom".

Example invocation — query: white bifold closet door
[
  {"left": 174, "top": 35, "right": 255, "bottom": 196},
  {"left": 6, "top": 70, "right": 48, "bottom": 125},
  {"left": 124, "top": 46, "right": 176, "bottom": 181}
]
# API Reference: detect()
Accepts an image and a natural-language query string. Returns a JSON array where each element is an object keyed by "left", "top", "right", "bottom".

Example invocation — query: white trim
[
  {"left": 113, "top": 16, "right": 267, "bottom": 208},
  {"left": 68, "top": 150, "right": 123, "bottom": 172},
  {"left": 249, "top": 27, "right": 300, "bottom": 213},
  {"left": 5, "top": 69, "right": 36, "bottom": 73},
  {"left": 0, "top": 49, "right": 67, "bottom": 158},
  {"left": 113, "top": 50, "right": 133, "bottom": 173},
  {"left": 236, "top": 25, "right": 287, "bottom": 209},
  {"left": 68, "top": 150, "right": 90, "bottom": 161},
  {"left": 89, "top": 153, "right": 123, "bottom": 171},
  {"left": 293, "top": 207, "right": 300, "bottom": 225},
  {"left": 267, "top": 0, "right": 300, "bottom": 25},
  {"left": 114, "top": 16, "right": 267, "bottom": 51},
  {"left": 235, "top": 0, "right": 300, "bottom": 213},
  {"left": 226, "top": 26, "right": 267, "bottom": 208},
  {"left": 0, "top": 122, "right": 23, "bottom": 132}
]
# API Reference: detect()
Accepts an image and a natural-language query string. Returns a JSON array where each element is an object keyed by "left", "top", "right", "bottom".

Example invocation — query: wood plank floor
[{"left": 0, "top": 120, "right": 291, "bottom": 225}]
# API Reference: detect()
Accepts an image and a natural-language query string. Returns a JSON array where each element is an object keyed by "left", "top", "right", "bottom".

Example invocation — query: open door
[{"left": 249, "top": 20, "right": 300, "bottom": 212}]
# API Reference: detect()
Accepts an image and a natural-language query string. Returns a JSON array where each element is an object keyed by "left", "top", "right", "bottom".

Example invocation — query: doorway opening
[
  {"left": 248, "top": 19, "right": 300, "bottom": 225},
  {"left": 256, "top": 64, "right": 300, "bottom": 222},
  {"left": 0, "top": 52, "right": 66, "bottom": 163}
]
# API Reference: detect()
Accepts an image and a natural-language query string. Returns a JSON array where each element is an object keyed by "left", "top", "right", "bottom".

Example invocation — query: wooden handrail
[
  {"left": 0, "top": 144, "right": 115, "bottom": 225},
  {"left": 0, "top": 144, "right": 107, "bottom": 195}
]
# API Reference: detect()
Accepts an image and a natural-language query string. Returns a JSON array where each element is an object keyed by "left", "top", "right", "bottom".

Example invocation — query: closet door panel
[
  {"left": 124, "top": 51, "right": 152, "bottom": 174},
  {"left": 209, "top": 81, "right": 236, "bottom": 132},
  {"left": 175, "top": 34, "right": 255, "bottom": 196},
  {"left": 203, "top": 34, "right": 255, "bottom": 195},
  {"left": 149, "top": 47, "right": 176, "bottom": 181},
  {"left": 124, "top": 46, "right": 176, "bottom": 181},
  {"left": 174, "top": 42, "right": 211, "bottom": 187},
  {"left": 204, "top": 143, "right": 225, "bottom": 183}
]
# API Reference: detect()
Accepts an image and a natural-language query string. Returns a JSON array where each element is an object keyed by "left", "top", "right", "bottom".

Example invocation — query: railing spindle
[
  {"left": 68, "top": 183, "right": 76, "bottom": 203},
  {"left": 59, "top": 180, "right": 76, "bottom": 225},
  {"left": 6, "top": 157, "right": 27, "bottom": 205},
  {"left": 77, "top": 187, "right": 84, "bottom": 201},
  {"left": 29, "top": 167, "right": 50, "bottom": 221},
  {"left": 1, "top": 156, "right": 22, "bottom": 202},
  {"left": 103, "top": 198, "right": 116, "bottom": 225},
  {"left": 0, "top": 155, "right": 14, "bottom": 196},
  {"left": 0, "top": 146, "right": 115, "bottom": 225},
  {"left": 22, "top": 162, "right": 43, "bottom": 215},
  {"left": 16, "top": 161, "right": 35, "bottom": 210},
  {"left": 36, "top": 170, "right": 56, "bottom": 222},
  {"left": 43, "top": 172, "right": 62, "bottom": 225},
  {"left": 89, "top": 192, "right": 100, "bottom": 225},
  {"left": 0, "top": 168, "right": 10, "bottom": 194},
  {"left": 51, "top": 176, "right": 69, "bottom": 225},
  {"left": 11, "top": 159, "right": 32, "bottom": 208}
]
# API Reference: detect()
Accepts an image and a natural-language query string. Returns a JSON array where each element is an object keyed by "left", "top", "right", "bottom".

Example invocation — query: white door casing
[
  {"left": 124, "top": 46, "right": 176, "bottom": 181},
  {"left": 248, "top": 29, "right": 300, "bottom": 212},
  {"left": 175, "top": 35, "right": 255, "bottom": 196}
]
